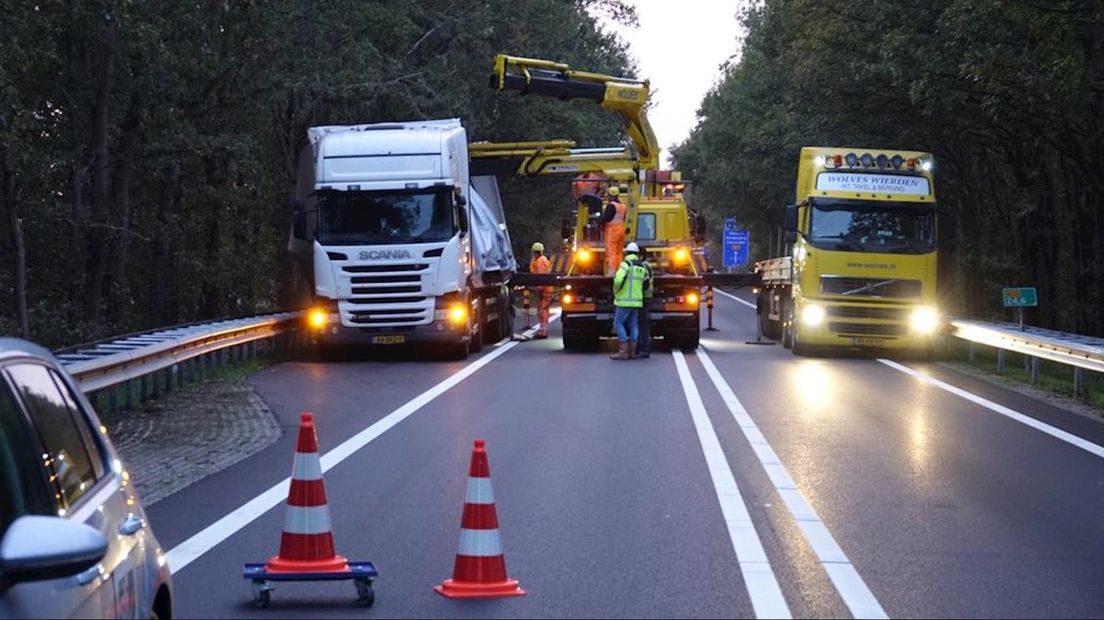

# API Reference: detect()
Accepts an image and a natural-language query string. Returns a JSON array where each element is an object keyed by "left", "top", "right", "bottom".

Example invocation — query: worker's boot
[
  {"left": 636, "top": 343, "right": 650, "bottom": 359},
  {"left": 627, "top": 340, "right": 636, "bottom": 360},
  {"left": 610, "top": 341, "right": 629, "bottom": 360}
]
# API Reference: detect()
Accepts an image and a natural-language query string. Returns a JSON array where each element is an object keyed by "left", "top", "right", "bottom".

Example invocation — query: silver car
[{"left": 0, "top": 338, "right": 172, "bottom": 619}]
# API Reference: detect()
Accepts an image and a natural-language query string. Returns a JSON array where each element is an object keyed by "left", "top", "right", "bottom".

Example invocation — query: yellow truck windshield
[{"left": 808, "top": 198, "right": 934, "bottom": 254}]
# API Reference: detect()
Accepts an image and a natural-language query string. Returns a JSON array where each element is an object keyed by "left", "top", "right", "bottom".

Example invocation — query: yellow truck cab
[{"left": 757, "top": 147, "right": 939, "bottom": 355}]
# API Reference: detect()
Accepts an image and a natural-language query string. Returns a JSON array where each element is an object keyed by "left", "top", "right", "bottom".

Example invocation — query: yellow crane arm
[
  {"left": 489, "top": 54, "right": 660, "bottom": 171},
  {"left": 469, "top": 140, "right": 637, "bottom": 180}
]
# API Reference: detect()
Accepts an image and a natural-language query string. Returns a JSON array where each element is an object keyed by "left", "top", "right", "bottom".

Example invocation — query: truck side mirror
[
  {"left": 561, "top": 218, "right": 574, "bottom": 241},
  {"left": 292, "top": 200, "right": 308, "bottom": 240},
  {"left": 457, "top": 206, "right": 469, "bottom": 234},
  {"left": 784, "top": 204, "right": 798, "bottom": 244},
  {"left": 693, "top": 214, "right": 708, "bottom": 243}
]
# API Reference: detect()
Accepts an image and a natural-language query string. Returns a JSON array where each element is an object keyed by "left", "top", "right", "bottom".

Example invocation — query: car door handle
[
  {"left": 119, "top": 514, "right": 144, "bottom": 536},
  {"left": 77, "top": 563, "right": 104, "bottom": 586}
]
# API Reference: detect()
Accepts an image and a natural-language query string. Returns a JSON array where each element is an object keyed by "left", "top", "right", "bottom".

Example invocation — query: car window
[
  {"left": 0, "top": 378, "right": 56, "bottom": 537},
  {"left": 48, "top": 368, "right": 106, "bottom": 479},
  {"left": 6, "top": 364, "right": 103, "bottom": 511}
]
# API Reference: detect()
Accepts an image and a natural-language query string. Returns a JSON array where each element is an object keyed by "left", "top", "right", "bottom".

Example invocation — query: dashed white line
[
  {"left": 878, "top": 358, "right": 1104, "bottom": 459},
  {"left": 165, "top": 313, "right": 559, "bottom": 574},
  {"left": 672, "top": 350, "right": 792, "bottom": 619},
  {"left": 696, "top": 349, "right": 889, "bottom": 619}
]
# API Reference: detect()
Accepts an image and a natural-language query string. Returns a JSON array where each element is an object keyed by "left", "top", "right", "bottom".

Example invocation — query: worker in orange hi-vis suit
[
  {"left": 529, "top": 242, "right": 553, "bottom": 339},
  {"left": 599, "top": 186, "right": 626, "bottom": 276}
]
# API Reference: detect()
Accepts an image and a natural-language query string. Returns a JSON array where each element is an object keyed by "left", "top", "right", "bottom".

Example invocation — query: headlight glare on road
[
  {"left": 801, "top": 304, "right": 825, "bottom": 327},
  {"left": 910, "top": 306, "right": 939, "bottom": 334}
]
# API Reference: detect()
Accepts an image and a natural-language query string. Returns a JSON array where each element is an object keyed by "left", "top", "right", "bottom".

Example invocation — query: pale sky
[{"left": 601, "top": 1, "right": 743, "bottom": 166}]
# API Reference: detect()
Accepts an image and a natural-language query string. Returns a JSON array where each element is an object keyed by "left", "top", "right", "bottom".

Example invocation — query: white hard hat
[{"left": 625, "top": 242, "right": 640, "bottom": 253}]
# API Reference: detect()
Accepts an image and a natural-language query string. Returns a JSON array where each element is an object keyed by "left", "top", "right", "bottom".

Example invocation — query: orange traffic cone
[
  {"left": 435, "top": 439, "right": 525, "bottom": 599},
  {"left": 266, "top": 412, "right": 349, "bottom": 573}
]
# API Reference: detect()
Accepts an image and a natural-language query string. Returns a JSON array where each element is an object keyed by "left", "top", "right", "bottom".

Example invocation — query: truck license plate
[
  {"left": 851, "top": 337, "right": 885, "bottom": 347},
  {"left": 371, "top": 335, "right": 406, "bottom": 345}
]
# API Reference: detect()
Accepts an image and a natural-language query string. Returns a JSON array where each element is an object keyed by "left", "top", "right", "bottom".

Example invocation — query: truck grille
[
  {"left": 826, "top": 306, "right": 909, "bottom": 320},
  {"left": 828, "top": 322, "right": 907, "bottom": 336},
  {"left": 820, "top": 276, "right": 921, "bottom": 299},
  {"left": 339, "top": 262, "right": 433, "bottom": 327}
]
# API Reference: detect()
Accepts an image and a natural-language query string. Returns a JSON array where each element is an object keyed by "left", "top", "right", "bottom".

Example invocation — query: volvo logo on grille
[{"left": 359, "top": 249, "right": 412, "bottom": 260}]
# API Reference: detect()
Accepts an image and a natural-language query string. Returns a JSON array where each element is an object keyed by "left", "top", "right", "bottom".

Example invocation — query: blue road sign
[{"left": 723, "top": 226, "right": 750, "bottom": 268}]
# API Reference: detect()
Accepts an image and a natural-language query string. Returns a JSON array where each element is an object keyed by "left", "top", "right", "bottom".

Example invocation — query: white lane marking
[
  {"left": 165, "top": 313, "right": 559, "bottom": 574},
  {"left": 697, "top": 349, "right": 889, "bottom": 619},
  {"left": 878, "top": 358, "right": 1104, "bottom": 459},
  {"left": 714, "top": 287, "right": 757, "bottom": 309},
  {"left": 672, "top": 350, "right": 792, "bottom": 619}
]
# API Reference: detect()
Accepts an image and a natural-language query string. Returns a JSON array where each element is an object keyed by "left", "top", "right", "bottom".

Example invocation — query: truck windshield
[
  {"left": 317, "top": 188, "right": 455, "bottom": 245},
  {"left": 807, "top": 199, "right": 934, "bottom": 254}
]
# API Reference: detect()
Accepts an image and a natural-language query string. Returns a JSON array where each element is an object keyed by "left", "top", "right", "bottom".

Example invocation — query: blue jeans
[{"left": 614, "top": 306, "right": 639, "bottom": 344}]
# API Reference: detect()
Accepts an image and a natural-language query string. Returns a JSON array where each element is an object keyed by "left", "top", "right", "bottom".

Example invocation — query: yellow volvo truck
[{"left": 757, "top": 147, "right": 939, "bottom": 355}]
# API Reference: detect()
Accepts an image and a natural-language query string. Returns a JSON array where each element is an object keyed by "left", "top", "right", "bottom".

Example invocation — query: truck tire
[
  {"left": 469, "top": 304, "right": 483, "bottom": 354},
  {"left": 782, "top": 301, "right": 794, "bottom": 349}
]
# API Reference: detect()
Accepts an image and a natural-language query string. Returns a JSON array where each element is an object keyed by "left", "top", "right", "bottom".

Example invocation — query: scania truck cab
[
  {"left": 758, "top": 147, "right": 939, "bottom": 355},
  {"left": 288, "top": 120, "right": 516, "bottom": 359}
]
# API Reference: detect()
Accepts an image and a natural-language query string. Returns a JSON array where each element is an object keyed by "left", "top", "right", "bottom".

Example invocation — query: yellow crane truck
[
  {"left": 757, "top": 147, "right": 940, "bottom": 355},
  {"left": 477, "top": 55, "right": 751, "bottom": 350}
]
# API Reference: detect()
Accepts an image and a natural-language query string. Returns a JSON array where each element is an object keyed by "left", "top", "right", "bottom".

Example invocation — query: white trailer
[{"left": 288, "top": 119, "right": 516, "bottom": 359}]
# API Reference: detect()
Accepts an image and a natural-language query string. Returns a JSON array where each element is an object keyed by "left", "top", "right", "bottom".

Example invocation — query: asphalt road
[{"left": 146, "top": 294, "right": 1104, "bottom": 618}]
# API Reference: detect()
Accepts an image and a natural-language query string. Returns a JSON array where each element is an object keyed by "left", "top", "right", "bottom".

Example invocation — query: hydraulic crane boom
[{"left": 489, "top": 54, "right": 660, "bottom": 172}]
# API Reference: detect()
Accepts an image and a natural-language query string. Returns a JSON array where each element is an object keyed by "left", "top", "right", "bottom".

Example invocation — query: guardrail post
[
  {"left": 705, "top": 287, "right": 717, "bottom": 331},
  {"left": 1074, "top": 367, "right": 1083, "bottom": 398},
  {"left": 968, "top": 341, "right": 976, "bottom": 364},
  {"left": 164, "top": 367, "right": 173, "bottom": 395},
  {"left": 996, "top": 349, "right": 1005, "bottom": 373},
  {"left": 107, "top": 386, "right": 117, "bottom": 416},
  {"left": 125, "top": 379, "right": 134, "bottom": 411},
  {"left": 1029, "top": 356, "right": 1040, "bottom": 383}
]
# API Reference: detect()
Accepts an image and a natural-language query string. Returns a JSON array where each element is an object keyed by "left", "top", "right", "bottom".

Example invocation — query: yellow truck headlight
[
  {"left": 910, "top": 306, "right": 939, "bottom": 334},
  {"left": 308, "top": 308, "right": 329, "bottom": 329},
  {"left": 801, "top": 304, "right": 825, "bottom": 327}
]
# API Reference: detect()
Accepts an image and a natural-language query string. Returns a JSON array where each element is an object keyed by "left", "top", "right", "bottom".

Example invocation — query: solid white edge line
[
  {"left": 697, "top": 349, "right": 889, "bottom": 619},
  {"left": 714, "top": 287, "right": 757, "bottom": 309},
  {"left": 672, "top": 350, "right": 792, "bottom": 620},
  {"left": 164, "top": 313, "right": 559, "bottom": 574},
  {"left": 877, "top": 358, "right": 1104, "bottom": 459}
]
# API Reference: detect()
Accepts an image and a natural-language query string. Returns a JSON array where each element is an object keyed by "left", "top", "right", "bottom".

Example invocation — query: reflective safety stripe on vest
[
  {"left": 611, "top": 200, "right": 626, "bottom": 224},
  {"left": 614, "top": 256, "right": 647, "bottom": 308}
]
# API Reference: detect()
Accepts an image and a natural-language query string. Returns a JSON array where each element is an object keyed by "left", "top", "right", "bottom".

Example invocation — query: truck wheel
[
  {"left": 782, "top": 301, "right": 794, "bottom": 349},
  {"left": 469, "top": 304, "right": 483, "bottom": 353}
]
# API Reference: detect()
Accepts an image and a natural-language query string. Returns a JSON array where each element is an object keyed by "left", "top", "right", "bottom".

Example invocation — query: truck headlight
[
  {"left": 449, "top": 304, "right": 468, "bottom": 324},
  {"left": 308, "top": 308, "right": 329, "bottom": 329},
  {"left": 801, "top": 304, "right": 825, "bottom": 327},
  {"left": 910, "top": 306, "right": 939, "bottom": 334}
]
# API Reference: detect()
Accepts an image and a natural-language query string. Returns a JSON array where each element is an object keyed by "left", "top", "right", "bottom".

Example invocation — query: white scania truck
[{"left": 287, "top": 119, "right": 517, "bottom": 359}]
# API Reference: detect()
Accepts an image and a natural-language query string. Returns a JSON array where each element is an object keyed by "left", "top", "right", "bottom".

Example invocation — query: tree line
[
  {"left": 0, "top": 0, "right": 636, "bottom": 347},
  {"left": 674, "top": 0, "right": 1104, "bottom": 335}
]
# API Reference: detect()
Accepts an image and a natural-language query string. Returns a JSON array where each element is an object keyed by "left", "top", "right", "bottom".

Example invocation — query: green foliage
[
  {"left": 674, "top": 0, "right": 1104, "bottom": 335},
  {"left": 0, "top": 0, "right": 634, "bottom": 347}
]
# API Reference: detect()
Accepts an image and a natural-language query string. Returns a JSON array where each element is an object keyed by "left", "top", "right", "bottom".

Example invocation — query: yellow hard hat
[
  {"left": 607, "top": 186, "right": 620, "bottom": 197},
  {"left": 531, "top": 242, "right": 544, "bottom": 253}
]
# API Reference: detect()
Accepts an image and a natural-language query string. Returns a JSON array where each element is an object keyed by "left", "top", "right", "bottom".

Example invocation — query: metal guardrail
[
  {"left": 948, "top": 317, "right": 1104, "bottom": 395},
  {"left": 56, "top": 312, "right": 305, "bottom": 397}
]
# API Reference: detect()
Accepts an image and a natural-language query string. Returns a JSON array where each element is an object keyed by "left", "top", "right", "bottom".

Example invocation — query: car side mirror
[
  {"left": 455, "top": 194, "right": 467, "bottom": 207},
  {"left": 0, "top": 516, "right": 107, "bottom": 584}
]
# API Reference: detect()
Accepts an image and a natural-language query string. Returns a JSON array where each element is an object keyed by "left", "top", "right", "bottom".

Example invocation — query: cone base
[
  {"left": 265, "top": 554, "right": 350, "bottom": 574},
  {"left": 435, "top": 578, "right": 526, "bottom": 599}
]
